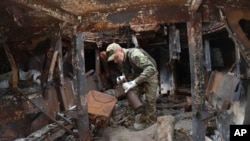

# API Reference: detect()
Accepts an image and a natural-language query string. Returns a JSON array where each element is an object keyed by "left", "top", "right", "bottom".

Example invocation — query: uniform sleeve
[{"left": 130, "top": 51, "right": 157, "bottom": 84}]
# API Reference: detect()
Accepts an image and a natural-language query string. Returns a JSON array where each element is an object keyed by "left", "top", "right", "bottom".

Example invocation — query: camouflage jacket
[{"left": 119, "top": 48, "right": 158, "bottom": 85}]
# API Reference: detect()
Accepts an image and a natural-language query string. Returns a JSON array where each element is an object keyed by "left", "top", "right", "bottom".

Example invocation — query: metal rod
[{"left": 3, "top": 42, "right": 19, "bottom": 91}]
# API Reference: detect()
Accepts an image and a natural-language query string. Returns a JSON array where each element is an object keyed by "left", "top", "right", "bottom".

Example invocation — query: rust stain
[{"left": 60, "top": 0, "right": 186, "bottom": 15}]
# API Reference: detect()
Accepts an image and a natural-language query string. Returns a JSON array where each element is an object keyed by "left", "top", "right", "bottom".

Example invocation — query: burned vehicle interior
[{"left": 1, "top": 0, "right": 250, "bottom": 140}]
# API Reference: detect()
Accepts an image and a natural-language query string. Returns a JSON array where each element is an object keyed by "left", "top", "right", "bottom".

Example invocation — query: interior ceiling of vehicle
[{"left": 0, "top": 0, "right": 250, "bottom": 49}]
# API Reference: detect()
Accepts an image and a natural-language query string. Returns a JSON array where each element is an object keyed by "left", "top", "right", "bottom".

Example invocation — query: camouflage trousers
[{"left": 128, "top": 73, "right": 158, "bottom": 123}]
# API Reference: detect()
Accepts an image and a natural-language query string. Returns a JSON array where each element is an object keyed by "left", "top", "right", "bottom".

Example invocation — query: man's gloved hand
[
  {"left": 122, "top": 80, "right": 137, "bottom": 93},
  {"left": 116, "top": 75, "right": 126, "bottom": 84}
]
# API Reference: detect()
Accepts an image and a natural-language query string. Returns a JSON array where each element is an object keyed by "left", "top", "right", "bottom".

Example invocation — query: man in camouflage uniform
[{"left": 106, "top": 43, "right": 158, "bottom": 130}]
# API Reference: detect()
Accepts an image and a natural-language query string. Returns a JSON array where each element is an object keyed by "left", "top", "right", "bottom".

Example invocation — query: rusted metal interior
[{"left": 1, "top": 0, "right": 250, "bottom": 140}]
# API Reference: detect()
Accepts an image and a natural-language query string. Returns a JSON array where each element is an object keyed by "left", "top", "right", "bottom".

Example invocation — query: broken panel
[{"left": 205, "top": 71, "right": 240, "bottom": 110}]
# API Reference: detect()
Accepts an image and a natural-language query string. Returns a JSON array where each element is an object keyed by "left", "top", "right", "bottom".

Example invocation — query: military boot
[{"left": 133, "top": 113, "right": 147, "bottom": 131}]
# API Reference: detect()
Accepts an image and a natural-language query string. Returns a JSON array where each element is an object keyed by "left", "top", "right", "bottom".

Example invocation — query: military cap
[{"left": 106, "top": 43, "right": 122, "bottom": 61}]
